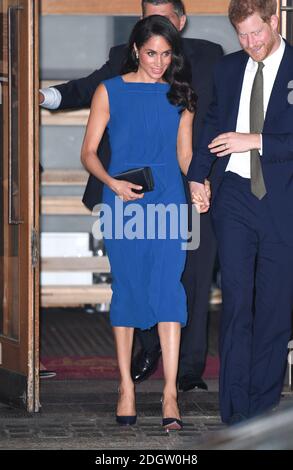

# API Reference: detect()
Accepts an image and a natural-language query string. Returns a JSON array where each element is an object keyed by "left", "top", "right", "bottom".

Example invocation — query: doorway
[{"left": 0, "top": 0, "right": 39, "bottom": 412}]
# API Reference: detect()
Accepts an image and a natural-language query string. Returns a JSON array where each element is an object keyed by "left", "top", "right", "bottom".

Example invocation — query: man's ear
[
  {"left": 270, "top": 14, "right": 279, "bottom": 33},
  {"left": 179, "top": 14, "right": 187, "bottom": 31}
]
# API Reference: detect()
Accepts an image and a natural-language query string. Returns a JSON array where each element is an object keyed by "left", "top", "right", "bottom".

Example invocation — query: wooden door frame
[{"left": 0, "top": 0, "right": 39, "bottom": 413}]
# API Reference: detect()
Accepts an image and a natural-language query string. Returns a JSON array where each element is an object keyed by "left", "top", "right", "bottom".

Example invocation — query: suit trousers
[{"left": 212, "top": 172, "right": 293, "bottom": 423}]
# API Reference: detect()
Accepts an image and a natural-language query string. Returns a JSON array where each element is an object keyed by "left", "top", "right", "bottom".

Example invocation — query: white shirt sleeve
[{"left": 40, "top": 87, "right": 62, "bottom": 109}]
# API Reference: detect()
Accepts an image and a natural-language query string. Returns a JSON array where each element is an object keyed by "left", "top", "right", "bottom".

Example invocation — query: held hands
[
  {"left": 204, "top": 178, "right": 211, "bottom": 200},
  {"left": 208, "top": 132, "right": 261, "bottom": 157},
  {"left": 189, "top": 179, "right": 211, "bottom": 214},
  {"left": 110, "top": 179, "right": 144, "bottom": 202}
]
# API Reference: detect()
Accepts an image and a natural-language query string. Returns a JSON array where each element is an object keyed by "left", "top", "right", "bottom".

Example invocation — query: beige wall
[{"left": 40, "top": 0, "right": 230, "bottom": 15}]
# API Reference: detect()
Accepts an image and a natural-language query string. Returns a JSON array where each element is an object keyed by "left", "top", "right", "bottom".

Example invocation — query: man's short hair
[
  {"left": 228, "top": 0, "right": 277, "bottom": 26},
  {"left": 141, "top": 0, "right": 186, "bottom": 18}
]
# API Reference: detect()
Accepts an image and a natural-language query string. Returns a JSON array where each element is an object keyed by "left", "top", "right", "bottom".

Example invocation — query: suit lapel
[
  {"left": 225, "top": 52, "right": 249, "bottom": 131},
  {"left": 264, "top": 43, "right": 293, "bottom": 130}
]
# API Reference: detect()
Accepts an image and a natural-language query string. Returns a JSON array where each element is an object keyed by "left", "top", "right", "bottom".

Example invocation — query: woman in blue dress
[{"left": 81, "top": 15, "right": 197, "bottom": 430}]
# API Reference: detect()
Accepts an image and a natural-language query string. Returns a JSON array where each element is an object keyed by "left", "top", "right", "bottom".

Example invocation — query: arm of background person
[{"left": 40, "top": 44, "right": 125, "bottom": 110}]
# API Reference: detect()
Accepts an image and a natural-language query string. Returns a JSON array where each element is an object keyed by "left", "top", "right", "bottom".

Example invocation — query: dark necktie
[{"left": 250, "top": 61, "right": 267, "bottom": 200}]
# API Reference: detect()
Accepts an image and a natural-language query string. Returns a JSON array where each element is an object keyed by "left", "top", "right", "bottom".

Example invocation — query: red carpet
[{"left": 41, "top": 356, "right": 219, "bottom": 380}]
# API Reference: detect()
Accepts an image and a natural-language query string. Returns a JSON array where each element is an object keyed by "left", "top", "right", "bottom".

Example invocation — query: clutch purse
[{"left": 113, "top": 167, "right": 154, "bottom": 194}]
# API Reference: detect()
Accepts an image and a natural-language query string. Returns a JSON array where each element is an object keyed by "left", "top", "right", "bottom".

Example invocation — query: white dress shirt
[
  {"left": 40, "top": 86, "right": 62, "bottom": 109},
  {"left": 226, "top": 36, "right": 285, "bottom": 178}
]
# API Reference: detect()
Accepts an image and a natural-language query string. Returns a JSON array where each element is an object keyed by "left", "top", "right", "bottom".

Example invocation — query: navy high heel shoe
[
  {"left": 116, "top": 387, "right": 136, "bottom": 426},
  {"left": 162, "top": 417, "right": 183, "bottom": 431},
  {"left": 161, "top": 397, "right": 183, "bottom": 431},
  {"left": 116, "top": 415, "right": 137, "bottom": 426}
]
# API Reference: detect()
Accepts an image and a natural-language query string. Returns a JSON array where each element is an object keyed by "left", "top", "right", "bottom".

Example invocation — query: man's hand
[
  {"left": 189, "top": 181, "right": 210, "bottom": 213},
  {"left": 204, "top": 178, "right": 211, "bottom": 200},
  {"left": 39, "top": 91, "right": 44, "bottom": 105},
  {"left": 208, "top": 132, "right": 261, "bottom": 157}
]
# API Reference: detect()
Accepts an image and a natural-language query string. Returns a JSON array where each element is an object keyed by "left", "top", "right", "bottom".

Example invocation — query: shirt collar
[
  {"left": 263, "top": 35, "right": 285, "bottom": 69},
  {"left": 247, "top": 35, "right": 285, "bottom": 72}
]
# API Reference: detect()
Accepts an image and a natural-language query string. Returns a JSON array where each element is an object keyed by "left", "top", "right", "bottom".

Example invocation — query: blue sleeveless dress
[{"left": 101, "top": 76, "right": 187, "bottom": 330}]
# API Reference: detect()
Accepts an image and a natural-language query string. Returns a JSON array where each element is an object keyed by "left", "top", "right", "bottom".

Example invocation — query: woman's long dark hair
[{"left": 121, "top": 15, "right": 197, "bottom": 113}]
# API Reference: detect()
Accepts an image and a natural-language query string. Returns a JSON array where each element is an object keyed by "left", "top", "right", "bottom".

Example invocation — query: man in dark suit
[
  {"left": 40, "top": 0, "right": 222, "bottom": 392},
  {"left": 188, "top": 0, "right": 293, "bottom": 424}
]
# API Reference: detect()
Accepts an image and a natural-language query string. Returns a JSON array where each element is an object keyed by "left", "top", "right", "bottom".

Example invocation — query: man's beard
[{"left": 246, "top": 35, "right": 277, "bottom": 62}]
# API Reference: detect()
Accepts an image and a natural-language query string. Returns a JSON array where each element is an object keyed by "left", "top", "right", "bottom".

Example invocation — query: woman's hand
[
  {"left": 189, "top": 181, "right": 210, "bottom": 213},
  {"left": 110, "top": 179, "right": 144, "bottom": 202},
  {"left": 208, "top": 132, "right": 261, "bottom": 157}
]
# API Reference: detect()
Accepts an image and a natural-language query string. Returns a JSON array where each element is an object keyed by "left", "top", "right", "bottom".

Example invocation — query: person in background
[
  {"left": 188, "top": 0, "right": 293, "bottom": 425},
  {"left": 40, "top": 0, "right": 223, "bottom": 392}
]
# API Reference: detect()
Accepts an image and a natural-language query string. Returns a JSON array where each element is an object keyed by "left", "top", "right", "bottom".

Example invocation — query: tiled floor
[
  {"left": 0, "top": 379, "right": 293, "bottom": 450},
  {"left": 1, "top": 306, "right": 292, "bottom": 450},
  {"left": 0, "top": 378, "right": 223, "bottom": 450}
]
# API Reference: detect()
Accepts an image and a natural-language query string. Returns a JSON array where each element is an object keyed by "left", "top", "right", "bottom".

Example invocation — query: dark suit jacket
[
  {"left": 55, "top": 38, "right": 223, "bottom": 209},
  {"left": 187, "top": 41, "right": 293, "bottom": 247}
]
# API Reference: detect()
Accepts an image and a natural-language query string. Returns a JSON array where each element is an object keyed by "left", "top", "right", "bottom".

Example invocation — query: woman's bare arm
[
  {"left": 81, "top": 84, "right": 143, "bottom": 201},
  {"left": 177, "top": 109, "right": 194, "bottom": 176}
]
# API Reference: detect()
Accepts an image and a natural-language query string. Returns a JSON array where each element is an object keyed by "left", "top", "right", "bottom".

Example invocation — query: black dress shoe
[
  {"left": 178, "top": 375, "right": 208, "bottom": 392},
  {"left": 228, "top": 413, "right": 247, "bottom": 426},
  {"left": 131, "top": 348, "right": 161, "bottom": 383},
  {"left": 40, "top": 370, "right": 56, "bottom": 379}
]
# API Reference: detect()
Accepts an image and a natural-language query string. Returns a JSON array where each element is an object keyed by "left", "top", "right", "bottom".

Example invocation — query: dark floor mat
[{"left": 40, "top": 307, "right": 220, "bottom": 358}]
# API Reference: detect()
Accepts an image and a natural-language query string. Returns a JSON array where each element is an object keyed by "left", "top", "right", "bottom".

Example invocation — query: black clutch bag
[{"left": 113, "top": 167, "right": 154, "bottom": 194}]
